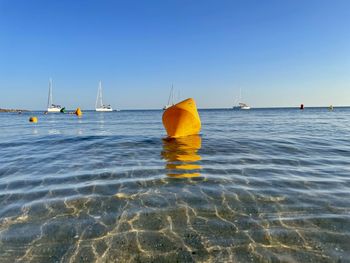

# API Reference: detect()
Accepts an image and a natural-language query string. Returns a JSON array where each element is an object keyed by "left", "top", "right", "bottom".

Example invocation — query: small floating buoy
[
  {"left": 329, "top": 105, "right": 334, "bottom": 111},
  {"left": 300, "top": 104, "right": 304, "bottom": 110},
  {"left": 29, "top": 117, "right": 38, "bottom": 123},
  {"left": 75, "top": 107, "right": 82, "bottom": 117}
]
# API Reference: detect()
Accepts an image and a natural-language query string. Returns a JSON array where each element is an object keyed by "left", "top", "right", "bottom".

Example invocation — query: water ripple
[{"left": 0, "top": 109, "right": 350, "bottom": 262}]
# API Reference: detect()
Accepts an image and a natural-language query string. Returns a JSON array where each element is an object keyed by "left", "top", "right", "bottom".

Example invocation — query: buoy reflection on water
[{"left": 161, "top": 134, "right": 202, "bottom": 178}]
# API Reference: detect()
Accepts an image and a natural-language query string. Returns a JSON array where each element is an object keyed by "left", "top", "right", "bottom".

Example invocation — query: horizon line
[{"left": 2, "top": 105, "right": 349, "bottom": 112}]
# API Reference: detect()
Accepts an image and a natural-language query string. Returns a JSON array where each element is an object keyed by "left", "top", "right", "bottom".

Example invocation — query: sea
[{"left": 0, "top": 108, "right": 349, "bottom": 262}]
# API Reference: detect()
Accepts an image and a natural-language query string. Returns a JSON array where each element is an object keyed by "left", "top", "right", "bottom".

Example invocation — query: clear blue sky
[{"left": 1, "top": 0, "right": 349, "bottom": 109}]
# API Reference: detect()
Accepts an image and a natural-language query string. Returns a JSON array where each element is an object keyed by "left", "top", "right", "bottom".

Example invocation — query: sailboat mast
[
  {"left": 95, "top": 83, "right": 99, "bottom": 109},
  {"left": 96, "top": 81, "right": 102, "bottom": 108},
  {"left": 171, "top": 84, "right": 174, "bottom": 105},
  {"left": 99, "top": 81, "right": 103, "bottom": 107},
  {"left": 47, "top": 78, "right": 53, "bottom": 108},
  {"left": 96, "top": 81, "right": 104, "bottom": 108},
  {"left": 167, "top": 85, "right": 173, "bottom": 106}
]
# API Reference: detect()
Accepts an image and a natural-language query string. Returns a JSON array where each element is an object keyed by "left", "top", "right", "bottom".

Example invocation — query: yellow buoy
[
  {"left": 162, "top": 98, "right": 201, "bottom": 138},
  {"left": 162, "top": 134, "right": 202, "bottom": 178},
  {"left": 29, "top": 116, "right": 38, "bottom": 123},
  {"left": 75, "top": 107, "right": 82, "bottom": 116}
]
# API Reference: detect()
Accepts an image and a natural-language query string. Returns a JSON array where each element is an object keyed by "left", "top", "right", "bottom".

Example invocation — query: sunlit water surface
[{"left": 0, "top": 108, "right": 350, "bottom": 262}]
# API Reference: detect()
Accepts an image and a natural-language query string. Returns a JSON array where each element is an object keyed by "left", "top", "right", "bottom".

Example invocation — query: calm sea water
[{"left": 0, "top": 108, "right": 350, "bottom": 262}]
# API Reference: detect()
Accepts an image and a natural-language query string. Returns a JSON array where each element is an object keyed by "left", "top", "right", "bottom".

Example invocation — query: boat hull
[
  {"left": 240, "top": 106, "right": 251, "bottom": 110},
  {"left": 96, "top": 108, "right": 113, "bottom": 112},
  {"left": 47, "top": 108, "right": 61, "bottom": 112},
  {"left": 162, "top": 98, "right": 201, "bottom": 138},
  {"left": 233, "top": 106, "right": 251, "bottom": 110}
]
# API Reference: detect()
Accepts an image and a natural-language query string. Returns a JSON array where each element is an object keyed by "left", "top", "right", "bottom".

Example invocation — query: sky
[{"left": 0, "top": 0, "right": 349, "bottom": 110}]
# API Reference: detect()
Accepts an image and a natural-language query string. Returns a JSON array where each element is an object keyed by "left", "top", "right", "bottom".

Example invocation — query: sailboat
[
  {"left": 95, "top": 81, "right": 113, "bottom": 112},
  {"left": 163, "top": 85, "right": 175, "bottom": 110},
  {"left": 47, "top": 78, "right": 63, "bottom": 112},
  {"left": 237, "top": 102, "right": 251, "bottom": 110},
  {"left": 233, "top": 88, "right": 251, "bottom": 110}
]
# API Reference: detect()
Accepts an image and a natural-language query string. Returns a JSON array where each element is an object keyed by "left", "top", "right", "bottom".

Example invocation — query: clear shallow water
[{"left": 0, "top": 108, "right": 350, "bottom": 262}]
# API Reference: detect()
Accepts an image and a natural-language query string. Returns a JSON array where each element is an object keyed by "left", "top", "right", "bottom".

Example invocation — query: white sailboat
[
  {"left": 163, "top": 85, "right": 175, "bottom": 110},
  {"left": 47, "top": 78, "right": 63, "bottom": 112},
  {"left": 233, "top": 88, "right": 251, "bottom": 110},
  {"left": 95, "top": 81, "right": 113, "bottom": 112},
  {"left": 237, "top": 102, "right": 251, "bottom": 110}
]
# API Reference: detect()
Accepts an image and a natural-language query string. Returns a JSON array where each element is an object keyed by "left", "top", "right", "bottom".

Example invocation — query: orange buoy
[
  {"left": 75, "top": 107, "right": 82, "bottom": 116},
  {"left": 162, "top": 134, "right": 202, "bottom": 178},
  {"left": 29, "top": 117, "right": 38, "bottom": 123},
  {"left": 162, "top": 98, "right": 201, "bottom": 138}
]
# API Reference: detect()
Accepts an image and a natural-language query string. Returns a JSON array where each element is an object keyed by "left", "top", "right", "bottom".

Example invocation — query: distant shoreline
[
  {"left": 0, "top": 106, "right": 349, "bottom": 112},
  {"left": 0, "top": 108, "right": 29, "bottom": 113}
]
